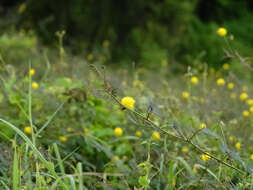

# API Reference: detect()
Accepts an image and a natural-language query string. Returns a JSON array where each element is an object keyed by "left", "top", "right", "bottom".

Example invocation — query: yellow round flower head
[
  {"left": 193, "top": 164, "right": 198, "bottom": 174},
  {"left": 29, "top": 68, "right": 35, "bottom": 76},
  {"left": 102, "top": 40, "right": 110, "bottom": 48},
  {"left": 227, "top": 82, "right": 234, "bottom": 89},
  {"left": 112, "top": 156, "right": 119, "bottom": 161},
  {"left": 201, "top": 154, "right": 211, "bottom": 163},
  {"left": 230, "top": 93, "right": 236, "bottom": 99},
  {"left": 235, "top": 142, "right": 241, "bottom": 150},
  {"left": 24, "top": 126, "right": 32, "bottom": 135},
  {"left": 250, "top": 107, "right": 253, "bottom": 113},
  {"left": 242, "top": 86, "right": 248, "bottom": 92},
  {"left": 67, "top": 127, "right": 73, "bottom": 132},
  {"left": 59, "top": 136, "right": 67, "bottom": 142},
  {"left": 247, "top": 99, "right": 253, "bottom": 106},
  {"left": 32, "top": 82, "right": 39, "bottom": 89},
  {"left": 152, "top": 131, "right": 160, "bottom": 141},
  {"left": 242, "top": 110, "right": 249, "bottom": 117},
  {"left": 191, "top": 77, "right": 198, "bottom": 84},
  {"left": 217, "top": 27, "right": 227, "bottom": 37},
  {"left": 240, "top": 93, "right": 248, "bottom": 101},
  {"left": 223, "top": 63, "right": 229, "bottom": 70},
  {"left": 182, "top": 91, "right": 190, "bottom": 99},
  {"left": 161, "top": 59, "right": 168, "bottom": 67},
  {"left": 181, "top": 147, "right": 189, "bottom": 153},
  {"left": 200, "top": 123, "right": 206, "bottom": 129},
  {"left": 251, "top": 154, "right": 253, "bottom": 161},
  {"left": 229, "top": 136, "right": 233, "bottom": 142},
  {"left": 217, "top": 78, "right": 225, "bottom": 86},
  {"left": 121, "top": 96, "right": 135, "bottom": 110},
  {"left": 114, "top": 127, "right": 123, "bottom": 136},
  {"left": 135, "top": 130, "right": 142, "bottom": 137},
  {"left": 87, "top": 54, "right": 94, "bottom": 61}
]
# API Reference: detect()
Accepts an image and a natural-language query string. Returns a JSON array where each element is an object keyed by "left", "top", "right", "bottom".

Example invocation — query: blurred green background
[{"left": 0, "top": 0, "right": 253, "bottom": 68}]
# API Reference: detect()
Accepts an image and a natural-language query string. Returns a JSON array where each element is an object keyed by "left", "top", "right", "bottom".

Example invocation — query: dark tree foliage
[{"left": 1, "top": 0, "right": 253, "bottom": 67}]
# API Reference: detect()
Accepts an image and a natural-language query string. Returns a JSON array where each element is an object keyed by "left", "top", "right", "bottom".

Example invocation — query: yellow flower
[
  {"left": 135, "top": 130, "right": 142, "bottom": 137},
  {"left": 250, "top": 107, "right": 253, "bottom": 113},
  {"left": 18, "top": 3, "right": 26, "bottom": 15},
  {"left": 114, "top": 127, "right": 123, "bottom": 136},
  {"left": 121, "top": 96, "right": 135, "bottom": 110},
  {"left": 102, "top": 40, "right": 110, "bottom": 48},
  {"left": 200, "top": 123, "right": 206, "bottom": 129},
  {"left": 230, "top": 93, "right": 237, "bottom": 99},
  {"left": 240, "top": 93, "right": 248, "bottom": 101},
  {"left": 227, "top": 82, "right": 234, "bottom": 89},
  {"left": 251, "top": 154, "right": 253, "bottom": 161},
  {"left": 247, "top": 99, "right": 253, "bottom": 106},
  {"left": 161, "top": 59, "right": 168, "bottom": 67},
  {"left": 242, "top": 110, "right": 249, "bottom": 117},
  {"left": 152, "top": 131, "right": 160, "bottom": 141},
  {"left": 59, "top": 136, "right": 68, "bottom": 142},
  {"left": 87, "top": 54, "right": 94, "bottom": 61},
  {"left": 199, "top": 98, "right": 205, "bottom": 104},
  {"left": 217, "top": 78, "right": 225, "bottom": 86},
  {"left": 181, "top": 147, "right": 189, "bottom": 153},
  {"left": 217, "top": 27, "right": 227, "bottom": 37},
  {"left": 191, "top": 77, "right": 198, "bottom": 84},
  {"left": 133, "top": 80, "right": 144, "bottom": 88},
  {"left": 229, "top": 136, "right": 233, "bottom": 142},
  {"left": 24, "top": 126, "right": 32, "bottom": 135},
  {"left": 182, "top": 91, "right": 190, "bottom": 99},
  {"left": 242, "top": 86, "right": 248, "bottom": 91},
  {"left": 113, "top": 156, "right": 119, "bottom": 161},
  {"left": 172, "top": 179, "right": 176, "bottom": 187},
  {"left": 201, "top": 154, "right": 211, "bottom": 163},
  {"left": 193, "top": 164, "right": 198, "bottom": 174},
  {"left": 235, "top": 142, "right": 241, "bottom": 150},
  {"left": 32, "top": 82, "right": 39, "bottom": 89},
  {"left": 29, "top": 68, "right": 35, "bottom": 76},
  {"left": 83, "top": 128, "right": 89, "bottom": 134},
  {"left": 223, "top": 63, "right": 229, "bottom": 70},
  {"left": 67, "top": 127, "right": 73, "bottom": 132}
]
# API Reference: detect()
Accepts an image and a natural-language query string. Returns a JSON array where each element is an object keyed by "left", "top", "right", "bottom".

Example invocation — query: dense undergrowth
[{"left": 0, "top": 29, "right": 253, "bottom": 189}]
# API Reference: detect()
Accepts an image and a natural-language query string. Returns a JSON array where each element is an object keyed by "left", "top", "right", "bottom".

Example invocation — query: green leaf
[
  {"left": 12, "top": 146, "right": 19, "bottom": 190},
  {"left": 138, "top": 175, "right": 150, "bottom": 188}
]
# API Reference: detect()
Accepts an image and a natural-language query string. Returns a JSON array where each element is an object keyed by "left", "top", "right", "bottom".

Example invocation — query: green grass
[{"left": 0, "top": 30, "right": 253, "bottom": 190}]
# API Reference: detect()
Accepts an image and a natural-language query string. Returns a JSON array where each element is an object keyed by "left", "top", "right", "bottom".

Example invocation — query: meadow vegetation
[{"left": 0, "top": 26, "right": 253, "bottom": 190}]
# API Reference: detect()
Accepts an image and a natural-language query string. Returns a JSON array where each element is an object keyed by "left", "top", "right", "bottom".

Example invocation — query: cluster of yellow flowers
[
  {"left": 182, "top": 91, "right": 190, "bottom": 99},
  {"left": 223, "top": 63, "right": 229, "bottom": 70},
  {"left": 29, "top": 68, "right": 39, "bottom": 89},
  {"left": 114, "top": 126, "right": 160, "bottom": 141},
  {"left": 191, "top": 76, "right": 198, "bottom": 84},
  {"left": 24, "top": 126, "right": 32, "bottom": 134},
  {"left": 121, "top": 96, "right": 135, "bottom": 110},
  {"left": 217, "top": 78, "right": 225, "bottom": 86},
  {"left": 59, "top": 136, "right": 68, "bottom": 142},
  {"left": 235, "top": 142, "right": 241, "bottom": 150},
  {"left": 181, "top": 147, "right": 189, "bottom": 153},
  {"left": 87, "top": 54, "right": 94, "bottom": 61},
  {"left": 201, "top": 154, "right": 211, "bottom": 163},
  {"left": 200, "top": 123, "right": 206, "bottom": 129},
  {"left": 217, "top": 27, "right": 227, "bottom": 37}
]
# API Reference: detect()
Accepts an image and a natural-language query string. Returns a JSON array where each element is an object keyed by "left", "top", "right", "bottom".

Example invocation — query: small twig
[
  {"left": 67, "top": 172, "right": 125, "bottom": 178},
  {"left": 189, "top": 128, "right": 204, "bottom": 141}
]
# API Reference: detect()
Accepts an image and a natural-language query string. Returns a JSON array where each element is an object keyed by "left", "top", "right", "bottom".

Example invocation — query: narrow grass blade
[
  {"left": 176, "top": 157, "right": 194, "bottom": 177},
  {"left": 0, "top": 118, "right": 68, "bottom": 189},
  {"left": 12, "top": 145, "right": 20, "bottom": 190},
  {"left": 77, "top": 162, "right": 83, "bottom": 190}
]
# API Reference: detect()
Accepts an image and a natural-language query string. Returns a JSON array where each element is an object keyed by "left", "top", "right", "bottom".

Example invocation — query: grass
[{"left": 0, "top": 30, "right": 253, "bottom": 189}]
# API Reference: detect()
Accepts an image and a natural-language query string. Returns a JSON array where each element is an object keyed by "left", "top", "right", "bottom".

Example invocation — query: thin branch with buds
[{"left": 89, "top": 65, "right": 246, "bottom": 175}]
